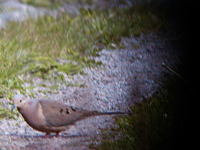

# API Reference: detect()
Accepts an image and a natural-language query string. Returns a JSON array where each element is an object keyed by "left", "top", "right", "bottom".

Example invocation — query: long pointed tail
[
  {"left": 96, "top": 111, "right": 130, "bottom": 115},
  {"left": 80, "top": 110, "right": 131, "bottom": 121}
]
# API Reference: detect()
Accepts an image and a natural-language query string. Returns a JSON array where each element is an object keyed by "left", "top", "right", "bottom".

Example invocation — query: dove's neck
[
  {"left": 19, "top": 99, "right": 45, "bottom": 130},
  {"left": 20, "top": 99, "right": 38, "bottom": 118}
]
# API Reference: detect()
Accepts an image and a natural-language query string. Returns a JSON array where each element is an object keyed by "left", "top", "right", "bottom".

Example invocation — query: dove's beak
[{"left": 12, "top": 104, "right": 16, "bottom": 112}]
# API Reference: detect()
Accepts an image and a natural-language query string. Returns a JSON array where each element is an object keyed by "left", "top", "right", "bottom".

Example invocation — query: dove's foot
[
  {"left": 40, "top": 132, "right": 60, "bottom": 138},
  {"left": 41, "top": 133, "right": 50, "bottom": 138},
  {"left": 41, "top": 133, "right": 60, "bottom": 138}
]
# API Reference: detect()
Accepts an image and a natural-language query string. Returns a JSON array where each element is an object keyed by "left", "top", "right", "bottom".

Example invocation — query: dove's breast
[
  {"left": 20, "top": 102, "right": 68, "bottom": 133},
  {"left": 19, "top": 102, "right": 46, "bottom": 131}
]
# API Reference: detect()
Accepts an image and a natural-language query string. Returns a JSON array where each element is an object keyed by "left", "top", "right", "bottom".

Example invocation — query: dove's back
[{"left": 39, "top": 99, "right": 99, "bottom": 127}]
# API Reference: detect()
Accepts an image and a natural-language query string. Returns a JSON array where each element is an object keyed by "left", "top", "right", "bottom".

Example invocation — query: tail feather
[
  {"left": 96, "top": 111, "right": 130, "bottom": 116},
  {"left": 82, "top": 111, "right": 130, "bottom": 117},
  {"left": 80, "top": 110, "right": 131, "bottom": 121}
]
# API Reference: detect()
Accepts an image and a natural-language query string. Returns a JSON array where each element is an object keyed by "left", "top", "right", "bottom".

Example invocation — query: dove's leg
[
  {"left": 41, "top": 133, "right": 50, "bottom": 138},
  {"left": 55, "top": 132, "right": 59, "bottom": 137}
]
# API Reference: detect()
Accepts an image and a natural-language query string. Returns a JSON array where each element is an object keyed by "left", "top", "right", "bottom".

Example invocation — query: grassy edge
[{"left": 96, "top": 60, "right": 192, "bottom": 149}]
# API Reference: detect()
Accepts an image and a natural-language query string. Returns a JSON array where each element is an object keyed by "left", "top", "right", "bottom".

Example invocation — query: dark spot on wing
[
  {"left": 60, "top": 108, "right": 63, "bottom": 113},
  {"left": 66, "top": 108, "right": 70, "bottom": 114},
  {"left": 71, "top": 107, "right": 76, "bottom": 112}
]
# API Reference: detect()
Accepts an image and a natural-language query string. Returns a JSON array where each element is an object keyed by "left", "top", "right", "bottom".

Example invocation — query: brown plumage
[{"left": 12, "top": 94, "right": 128, "bottom": 137}]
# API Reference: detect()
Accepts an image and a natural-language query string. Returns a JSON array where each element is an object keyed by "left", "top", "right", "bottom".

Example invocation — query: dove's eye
[{"left": 20, "top": 99, "right": 22, "bottom": 102}]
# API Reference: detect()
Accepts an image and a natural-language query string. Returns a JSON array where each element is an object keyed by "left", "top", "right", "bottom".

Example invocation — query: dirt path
[
  {"left": 0, "top": 1, "right": 184, "bottom": 149},
  {"left": 0, "top": 30, "right": 181, "bottom": 149}
]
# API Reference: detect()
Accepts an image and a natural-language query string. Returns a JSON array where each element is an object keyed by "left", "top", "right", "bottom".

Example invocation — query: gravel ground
[
  {"left": 0, "top": 0, "right": 182, "bottom": 149},
  {"left": 0, "top": 31, "right": 181, "bottom": 149}
]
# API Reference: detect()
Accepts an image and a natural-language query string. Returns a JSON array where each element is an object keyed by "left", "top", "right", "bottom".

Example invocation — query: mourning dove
[{"left": 12, "top": 94, "right": 129, "bottom": 137}]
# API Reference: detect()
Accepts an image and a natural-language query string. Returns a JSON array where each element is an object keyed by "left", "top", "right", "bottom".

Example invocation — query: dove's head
[{"left": 12, "top": 94, "right": 30, "bottom": 112}]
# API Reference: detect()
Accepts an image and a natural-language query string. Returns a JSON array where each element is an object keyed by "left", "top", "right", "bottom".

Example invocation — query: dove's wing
[{"left": 39, "top": 99, "right": 98, "bottom": 127}]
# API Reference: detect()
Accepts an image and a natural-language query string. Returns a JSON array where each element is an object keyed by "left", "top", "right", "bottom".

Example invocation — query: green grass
[
  {"left": 97, "top": 63, "right": 191, "bottom": 149},
  {"left": 0, "top": 2, "right": 163, "bottom": 118},
  {"left": 19, "top": 0, "right": 62, "bottom": 9}
]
